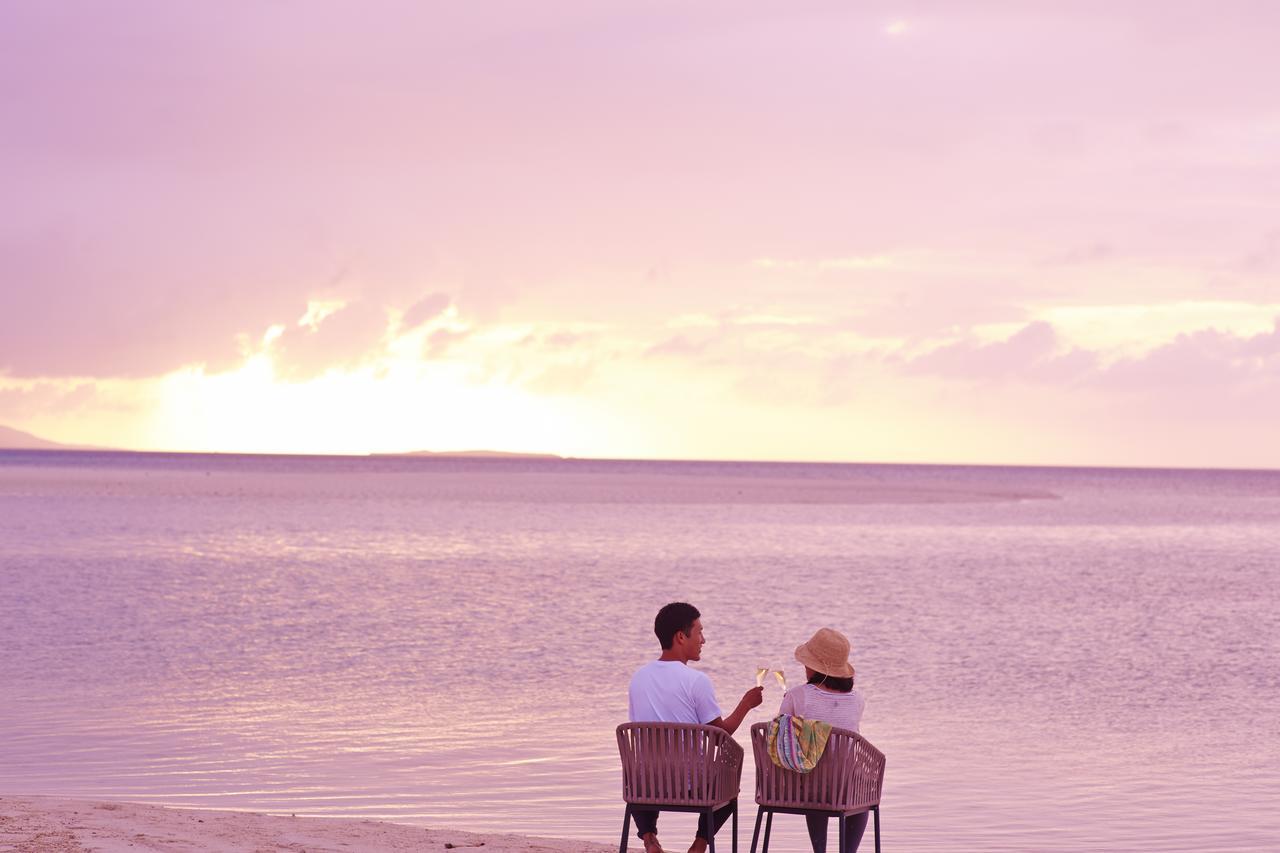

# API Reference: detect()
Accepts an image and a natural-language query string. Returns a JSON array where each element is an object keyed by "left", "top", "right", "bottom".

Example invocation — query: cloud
[
  {"left": 644, "top": 334, "right": 712, "bottom": 359},
  {"left": 519, "top": 329, "right": 604, "bottom": 350},
  {"left": 5, "top": 1, "right": 1279, "bottom": 387},
  {"left": 0, "top": 210, "right": 441, "bottom": 380},
  {"left": 542, "top": 331, "right": 588, "bottom": 348},
  {"left": 3, "top": 1, "right": 1280, "bottom": 469},
  {"left": 911, "top": 317, "right": 1059, "bottom": 366},
  {"left": 900, "top": 322, "right": 1095, "bottom": 385},
  {"left": 1242, "top": 321, "right": 1280, "bottom": 357},
  {"left": 889, "top": 317, "right": 1280, "bottom": 426},
  {"left": 1235, "top": 229, "right": 1280, "bottom": 274},
  {"left": 0, "top": 381, "right": 98, "bottom": 420},
  {"left": 850, "top": 291, "right": 1031, "bottom": 339},
  {"left": 400, "top": 293, "right": 452, "bottom": 332},
  {"left": 424, "top": 327, "right": 471, "bottom": 360},
  {"left": 270, "top": 301, "right": 391, "bottom": 380},
  {"left": 1095, "top": 320, "right": 1280, "bottom": 392},
  {"left": 0, "top": 224, "right": 266, "bottom": 378}
]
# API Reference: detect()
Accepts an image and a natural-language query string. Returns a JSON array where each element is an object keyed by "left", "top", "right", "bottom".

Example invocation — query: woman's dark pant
[
  {"left": 805, "top": 812, "right": 868, "bottom": 853},
  {"left": 633, "top": 803, "right": 734, "bottom": 842}
]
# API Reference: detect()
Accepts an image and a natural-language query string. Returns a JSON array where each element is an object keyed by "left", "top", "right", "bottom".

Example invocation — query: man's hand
[{"left": 710, "top": 686, "right": 766, "bottom": 735}]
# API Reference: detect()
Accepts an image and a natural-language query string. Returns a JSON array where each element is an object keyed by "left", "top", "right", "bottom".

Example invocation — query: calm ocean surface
[{"left": 2, "top": 450, "right": 1278, "bottom": 851}]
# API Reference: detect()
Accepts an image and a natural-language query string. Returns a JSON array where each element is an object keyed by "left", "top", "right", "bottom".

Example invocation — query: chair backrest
[
  {"left": 617, "top": 722, "right": 744, "bottom": 807},
  {"left": 750, "top": 722, "right": 885, "bottom": 812}
]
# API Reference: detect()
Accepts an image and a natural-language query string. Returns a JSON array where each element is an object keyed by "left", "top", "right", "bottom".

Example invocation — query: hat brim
[{"left": 794, "top": 642, "right": 854, "bottom": 678}]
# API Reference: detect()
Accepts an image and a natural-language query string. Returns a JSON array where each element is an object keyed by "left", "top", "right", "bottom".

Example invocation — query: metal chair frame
[
  {"left": 749, "top": 803, "right": 879, "bottom": 853},
  {"left": 620, "top": 801, "right": 739, "bottom": 853},
  {"left": 616, "top": 722, "right": 745, "bottom": 853},
  {"left": 748, "top": 722, "right": 884, "bottom": 853}
]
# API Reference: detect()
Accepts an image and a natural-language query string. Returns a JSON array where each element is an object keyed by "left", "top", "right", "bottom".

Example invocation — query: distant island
[
  {"left": 0, "top": 424, "right": 561, "bottom": 459},
  {"left": 373, "top": 449, "right": 564, "bottom": 460},
  {"left": 0, "top": 424, "right": 107, "bottom": 451}
]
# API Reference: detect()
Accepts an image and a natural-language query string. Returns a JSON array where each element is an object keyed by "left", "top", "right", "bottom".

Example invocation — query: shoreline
[{"left": 0, "top": 796, "right": 613, "bottom": 853}]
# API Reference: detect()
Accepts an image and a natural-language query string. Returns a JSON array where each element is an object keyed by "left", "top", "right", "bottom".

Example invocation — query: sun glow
[
  {"left": 143, "top": 357, "right": 604, "bottom": 457},
  {"left": 110, "top": 308, "right": 670, "bottom": 458}
]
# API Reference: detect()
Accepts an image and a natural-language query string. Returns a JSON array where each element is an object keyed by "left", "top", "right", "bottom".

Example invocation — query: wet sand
[{"left": 0, "top": 796, "right": 613, "bottom": 853}]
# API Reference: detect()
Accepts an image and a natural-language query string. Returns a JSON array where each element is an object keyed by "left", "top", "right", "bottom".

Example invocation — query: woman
[{"left": 778, "top": 627, "right": 867, "bottom": 853}]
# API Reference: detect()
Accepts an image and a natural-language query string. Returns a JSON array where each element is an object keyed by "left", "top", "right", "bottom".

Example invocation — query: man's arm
[{"left": 708, "top": 686, "right": 764, "bottom": 735}]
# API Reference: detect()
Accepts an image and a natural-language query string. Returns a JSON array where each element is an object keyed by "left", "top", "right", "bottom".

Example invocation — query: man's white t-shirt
[{"left": 628, "top": 660, "right": 723, "bottom": 724}]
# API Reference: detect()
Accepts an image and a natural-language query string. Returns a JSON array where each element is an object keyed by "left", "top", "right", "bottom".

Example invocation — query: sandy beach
[{"left": 0, "top": 797, "right": 613, "bottom": 853}]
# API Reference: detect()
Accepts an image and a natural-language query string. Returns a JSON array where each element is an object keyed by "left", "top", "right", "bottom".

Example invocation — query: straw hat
[{"left": 794, "top": 627, "right": 855, "bottom": 678}]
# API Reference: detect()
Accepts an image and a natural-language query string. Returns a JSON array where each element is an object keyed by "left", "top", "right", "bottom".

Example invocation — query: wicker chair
[
  {"left": 616, "top": 722, "right": 745, "bottom": 853},
  {"left": 748, "top": 722, "right": 885, "bottom": 853}
]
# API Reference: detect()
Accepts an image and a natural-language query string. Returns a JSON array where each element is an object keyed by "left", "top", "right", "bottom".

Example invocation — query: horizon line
[{"left": 2, "top": 445, "right": 1277, "bottom": 476}]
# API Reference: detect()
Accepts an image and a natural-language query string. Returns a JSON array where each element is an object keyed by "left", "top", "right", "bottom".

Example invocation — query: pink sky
[{"left": 2, "top": 2, "right": 1278, "bottom": 467}]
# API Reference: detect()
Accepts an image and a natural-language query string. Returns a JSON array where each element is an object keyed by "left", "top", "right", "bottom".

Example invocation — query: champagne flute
[
  {"left": 773, "top": 669, "right": 788, "bottom": 691},
  {"left": 755, "top": 666, "right": 769, "bottom": 688}
]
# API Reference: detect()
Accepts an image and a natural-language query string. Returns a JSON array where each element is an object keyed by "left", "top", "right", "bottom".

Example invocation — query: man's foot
[
  {"left": 688, "top": 837, "right": 708, "bottom": 853},
  {"left": 642, "top": 832, "right": 664, "bottom": 853}
]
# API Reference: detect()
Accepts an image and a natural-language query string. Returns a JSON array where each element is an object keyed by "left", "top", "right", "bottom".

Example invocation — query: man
[{"left": 628, "top": 602, "right": 764, "bottom": 853}]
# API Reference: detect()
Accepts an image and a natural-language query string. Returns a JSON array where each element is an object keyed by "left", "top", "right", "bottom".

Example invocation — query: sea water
[{"left": 1, "top": 451, "right": 1278, "bottom": 851}]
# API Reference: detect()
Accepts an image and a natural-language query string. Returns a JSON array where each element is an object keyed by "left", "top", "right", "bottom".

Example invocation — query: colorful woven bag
[{"left": 766, "top": 713, "right": 832, "bottom": 773}]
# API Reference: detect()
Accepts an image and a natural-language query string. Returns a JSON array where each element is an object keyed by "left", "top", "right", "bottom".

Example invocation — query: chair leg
[
  {"left": 749, "top": 807, "right": 764, "bottom": 853},
  {"left": 761, "top": 811, "right": 773, "bottom": 853},
  {"left": 801, "top": 814, "right": 825, "bottom": 853},
  {"left": 873, "top": 806, "right": 880, "bottom": 853},
  {"left": 707, "top": 808, "right": 716, "bottom": 853},
  {"left": 731, "top": 799, "right": 738, "bottom": 853},
  {"left": 837, "top": 814, "right": 845, "bottom": 853},
  {"left": 619, "top": 805, "right": 631, "bottom": 853}
]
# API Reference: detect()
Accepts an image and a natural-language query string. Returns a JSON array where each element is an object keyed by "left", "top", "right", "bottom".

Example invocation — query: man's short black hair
[{"left": 654, "top": 602, "right": 700, "bottom": 650}]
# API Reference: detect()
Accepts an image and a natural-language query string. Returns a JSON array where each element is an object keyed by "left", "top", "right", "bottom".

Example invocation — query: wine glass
[
  {"left": 755, "top": 666, "right": 769, "bottom": 688},
  {"left": 772, "top": 669, "right": 788, "bottom": 691}
]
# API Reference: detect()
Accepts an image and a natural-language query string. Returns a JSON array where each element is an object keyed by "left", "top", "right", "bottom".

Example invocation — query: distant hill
[
  {"left": 0, "top": 424, "right": 104, "bottom": 451},
  {"left": 374, "top": 449, "right": 564, "bottom": 460}
]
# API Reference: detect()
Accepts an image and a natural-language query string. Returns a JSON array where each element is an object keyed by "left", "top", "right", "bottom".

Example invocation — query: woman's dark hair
[
  {"left": 807, "top": 671, "right": 854, "bottom": 692},
  {"left": 654, "top": 602, "right": 701, "bottom": 649}
]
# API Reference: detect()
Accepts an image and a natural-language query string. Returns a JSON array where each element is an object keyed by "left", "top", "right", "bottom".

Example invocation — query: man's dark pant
[{"left": 633, "top": 802, "right": 734, "bottom": 842}]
